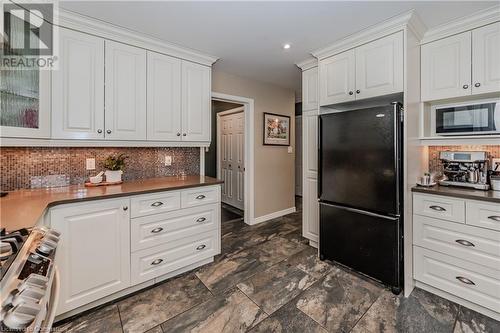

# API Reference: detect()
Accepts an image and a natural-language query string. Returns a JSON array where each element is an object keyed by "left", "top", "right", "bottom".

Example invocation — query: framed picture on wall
[{"left": 263, "top": 113, "right": 290, "bottom": 146}]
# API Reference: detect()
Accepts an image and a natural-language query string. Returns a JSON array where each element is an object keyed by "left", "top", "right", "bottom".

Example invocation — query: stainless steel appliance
[
  {"left": 319, "top": 102, "right": 403, "bottom": 294},
  {"left": 432, "top": 99, "right": 500, "bottom": 136},
  {"left": 0, "top": 227, "right": 60, "bottom": 332},
  {"left": 439, "top": 151, "right": 490, "bottom": 190}
]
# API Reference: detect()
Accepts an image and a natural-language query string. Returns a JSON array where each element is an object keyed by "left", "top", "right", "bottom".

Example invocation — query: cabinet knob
[
  {"left": 196, "top": 244, "right": 206, "bottom": 251},
  {"left": 151, "top": 201, "right": 164, "bottom": 207},
  {"left": 356, "top": 90, "right": 360, "bottom": 94},
  {"left": 196, "top": 194, "right": 206, "bottom": 200},
  {"left": 462, "top": 84, "right": 469, "bottom": 89},
  {"left": 151, "top": 259, "right": 163, "bottom": 266},
  {"left": 456, "top": 276, "right": 475, "bottom": 285},
  {"left": 123, "top": 206, "right": 128, "bottom": 211},
  {"left": 429, "top": 205, "right": 446, "bottom": 212},
  {"left": 151, "top": 227, "right": 163, "bottom": 234},
  {"left": 97, "top": 129, "right": 103, "bottom": 134},
  {"left": 177, "top": 132, "right": 181, "bottom": 136},
  {"left": 474, "top": 82, "right": 481, "bottom": 88},
  {"left": 455, "top": 239, "right": 475, "bottom": 247},
  {"left": 183, "top": 133, "right": 187, "bottom": 136},
  {"left": 348, "top": 91, "right": 353, "bottom": 95},
  {"left": 106, "top": 129, "right": 112, "bottom": 134},
  {"left": 196, "top": 217, "right": 206, "bottom": 223},
  {"left": 488, "top": 215, "right": 500, "bottom": 222}
]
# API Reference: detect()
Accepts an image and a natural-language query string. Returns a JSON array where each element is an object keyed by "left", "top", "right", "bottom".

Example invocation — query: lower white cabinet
[
  {"left": 51, "top": 198, "right": 131, "bottom": 315},
  {"left": 51, "top": 185, "right": 221, "bottom": 316},
  {"left": 413, "top": 192, "right": 500, "bottom": 318}
]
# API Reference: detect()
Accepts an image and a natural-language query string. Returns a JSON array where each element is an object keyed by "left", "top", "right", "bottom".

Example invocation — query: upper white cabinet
[
  {"left": 472, "top": 22, "right": 500, "bottom": 95},
  {"left": 319, "top": 31, "right": 403, "bottom": 106},
  {"left": 105, "top": 41, "right": 147, "bottom": 140},
  {"left": 319, "top": 50, "right": 355, "bottom": 105},
  {"left": 51, "top": 198, "right": 131, "bottom": 315},
  {"left": 181, "top": 61, "right": 211, "bottom": 142},
  {"left": 421, "top": 32, "right": 472, "bottom": 101},
  {"left": 302, "top": 67, "right": 319, "bottom": 111},
  {"left": 355, "top": 31, "right": 403, "bottom": 99},
  {"left": 52, "top": 28, "right": 105, "bottom": 139},
  {"left": 421, "top": 22, "right": 500, "bottom": 101},
  {"left": 147, "top": 52, "right": 182, "bottom": 141}
]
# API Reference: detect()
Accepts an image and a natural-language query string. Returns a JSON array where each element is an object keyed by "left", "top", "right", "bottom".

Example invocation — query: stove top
[{"left": 0, "top": 228, "right": 30, "bottom": 280}]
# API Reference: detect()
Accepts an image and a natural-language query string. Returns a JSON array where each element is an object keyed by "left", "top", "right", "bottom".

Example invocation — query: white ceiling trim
[{"left": 296, "top": 57, "right": 318, "bottom": 71}]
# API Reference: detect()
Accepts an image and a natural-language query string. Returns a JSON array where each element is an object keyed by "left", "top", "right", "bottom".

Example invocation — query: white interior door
[{"left": 219, "top": 111, "right": 244, "bottom": 210}]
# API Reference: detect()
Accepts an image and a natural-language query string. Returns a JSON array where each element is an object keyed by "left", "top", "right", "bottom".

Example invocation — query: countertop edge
[{"left": 411, "top": 186, "right": 500, "bottom": 204}]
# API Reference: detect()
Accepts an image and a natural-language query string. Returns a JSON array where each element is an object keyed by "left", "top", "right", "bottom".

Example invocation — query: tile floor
[{"left": 55, "top": 199, "right": 499, "bottom": 333}]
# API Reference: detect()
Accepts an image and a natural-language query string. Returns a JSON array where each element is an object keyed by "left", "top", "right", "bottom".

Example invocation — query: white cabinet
[
  {"left": 302, "top": 111, "right": 319, "bottom": 246},
  {"left": 472, "top": 22, "right": 500, "bottom": 95},
  {"left": 421, "top": 32, "right": 472, "bottom": 101},
  {"left": 147, "top": 52, "right": 182, "bottom": 141},
  {"left": 421, "top": 22, "right": 500, "bottom": 101},
  {"left": 319, "top": 31, "right": 403, "bottom": 106},
  {"left": 355, "top": 31, "right": 403, "bottom": 99},
  {"left": 181, "top": 61, "right": 211, "bottom": 142},
  {"left": 319, "top": 50, "right": 355, "bottom": 105},
  {"left": 302, "top": 67, "right": 319, "bottom": 111},
  {"left": 105, "top": 40, "right": 147, "bottom": 140},
  {"left": 52, "top": 28, "right": 105, "bottom": 139},
  {"left": 51, "top": 198, "right": 130, "bottom": 315}
]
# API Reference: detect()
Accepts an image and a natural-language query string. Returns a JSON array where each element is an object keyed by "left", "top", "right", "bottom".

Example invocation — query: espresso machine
[{"left": 439, "top": 151, "right": 489, "bottom": 190}]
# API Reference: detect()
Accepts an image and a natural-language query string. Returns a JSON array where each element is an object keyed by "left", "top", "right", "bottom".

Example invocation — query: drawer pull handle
[
  {"left": 196, "top": 244, "right": 206, "bottom": 251},
  {"left": 151, "top": 259, "right": 163, "bottom": 266},
  {"left": 151, "top": 227, "right": 164, "bottom": 234},
  {"left": 196, "top": 217, "right": 206, "bottom": 223},
  {"left": 196, "top": 195, "right": 206, "bottom": 200},
  {"left": 487, "top": 215, "right": 500, "bottom": 222},
  {"left": 456, "top": 276, "right": 475, "bottom": 286},
  {"left": 151, "top": 201, "right": 164, "bottom": 207},
  {"left": 455, "top": 239, "right": 475, "bottom": 247},
  {"left": 429, "top": 205, "right": 446, "bottom": 212}
]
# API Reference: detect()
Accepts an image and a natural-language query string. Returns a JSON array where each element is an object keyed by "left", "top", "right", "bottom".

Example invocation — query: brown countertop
[
  {"left": 0, "top": 176, "right": 223, "bottom": 232},
  {"left": 411, "top": 185, "right": 500, "bottom": 204}
]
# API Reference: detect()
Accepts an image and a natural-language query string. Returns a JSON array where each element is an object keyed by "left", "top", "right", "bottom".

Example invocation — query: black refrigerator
[{"left": 318, "top": 102, "right": 403, "bottom": 293}]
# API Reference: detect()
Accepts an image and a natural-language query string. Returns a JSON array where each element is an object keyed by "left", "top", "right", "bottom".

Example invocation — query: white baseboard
[{"left": 249, "top": 207, "right": 296, "bottom": 225}]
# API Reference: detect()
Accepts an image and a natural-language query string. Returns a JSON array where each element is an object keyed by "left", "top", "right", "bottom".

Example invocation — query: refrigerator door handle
[
  {"left": 317, "top": 116, "right": 323, "bottom": 199},
  {"left": 322, "top": 202, "right": 399, "bottom": 221}
]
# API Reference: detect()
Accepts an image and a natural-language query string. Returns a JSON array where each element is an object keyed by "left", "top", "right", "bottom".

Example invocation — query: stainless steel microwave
[{"left": 432, "top": 100, "right": 500, "bottom": 136}]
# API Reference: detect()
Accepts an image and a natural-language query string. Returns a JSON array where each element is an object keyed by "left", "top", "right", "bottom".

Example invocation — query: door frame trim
[
  {"left": 211, "top": 92, "right": 255, "bottom": 225},
  {"left": 216, "top": 107, "right": 245, "bottom": 209}
]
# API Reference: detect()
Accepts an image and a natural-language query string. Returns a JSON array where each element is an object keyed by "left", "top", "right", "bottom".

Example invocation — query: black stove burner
[{"left": 0, "top": 229, "right": 30, "bottom": 280}]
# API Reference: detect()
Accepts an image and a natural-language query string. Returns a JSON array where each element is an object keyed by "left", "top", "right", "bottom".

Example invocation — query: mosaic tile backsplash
[
  {"left": 428, "top": 145, "right": 500, "bottom": 175},
  {"left": 0, "top": 147, "right": 200, "bottom": 191}
]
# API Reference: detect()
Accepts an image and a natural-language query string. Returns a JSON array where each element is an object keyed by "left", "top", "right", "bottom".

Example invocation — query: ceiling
[{"left": 60, "top": 1, "right": 496, "bottom": 94}]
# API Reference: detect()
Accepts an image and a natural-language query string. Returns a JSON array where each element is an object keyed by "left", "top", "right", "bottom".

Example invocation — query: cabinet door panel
[
  {"left": 105, "top": 41, "right": 147, "bottom": 140},
  {"left": 302, "top": 67, "right": 318, "bottom": 111},
  {"left": 302, "top": 112, "right": 318, "bottom": 245},
  {"left": 421, "top": 31, "right": 472, "bottom": 101},
  {"left": 147, "top": 52, "right": 182, "bottom": 141},
  {"left": 181, "top": 61, "right": 211, "bottom": 142},
  {"left": 52, "top": 28, "right": 104, "bottom": 139},
  {"left": 303, "top": 178, "right": 319, "bottom": 244},
  {"left": 51, "top": 199, "right": 130, "bottom": 315},
  {"left": 355, "top": 31, "right": 403, "bottom": 100},
  {"left": 303, "top": 112, "right": 318, "bottom": 177},
  {"left": 319, "top": 50, "right": 355, "bottom": 105},
  {"left": 472, "top": 22, "right": 500, "bottom": 95}
]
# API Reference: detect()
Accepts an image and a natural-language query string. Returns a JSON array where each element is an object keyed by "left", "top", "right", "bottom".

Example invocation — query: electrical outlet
[
  {"left": 287, "top": 146, "right": 293, "bottom": 154},
  {"left": 164, "top": 155, "right": 172, "bottom": 166},
  {"left": 492, "top": 158, "right": 500, "bottom": 171},
  {"left": 86, "top": 158, "right": 96, "bottom": 170}
]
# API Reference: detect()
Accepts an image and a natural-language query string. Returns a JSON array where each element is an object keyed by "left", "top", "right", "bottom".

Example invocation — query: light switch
[
  {"left": 287, "top": 146, "right": 293, "bottom": 153},
  {"left": 85, "top": 158, "right": 96, "bottom": 170},
  {"left": 164, "top": 155, "right": 172, "bottom": 166}
]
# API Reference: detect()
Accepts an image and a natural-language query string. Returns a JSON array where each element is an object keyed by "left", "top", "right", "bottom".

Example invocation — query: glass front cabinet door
[{"left": 0, "top": 8, "right": 51, "bottom": 139}]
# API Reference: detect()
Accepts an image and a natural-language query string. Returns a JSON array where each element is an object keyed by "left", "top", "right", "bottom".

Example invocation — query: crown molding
[
  {"left": 296, "top": 57, "right": 318, "bottom": 71},
  {"left": 421, "top": 5, "right": 500, "bottom": 44},
  {"left": 312, "top": 10, "right": 426, "bottom": 60},
  {"left": 55, "top": 8, "right": 218, "bottom": 66}
]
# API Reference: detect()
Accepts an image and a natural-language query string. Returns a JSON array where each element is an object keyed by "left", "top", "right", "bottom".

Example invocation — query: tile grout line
[
  {"left": 116, "top": 303, "right": 125, "bottom": 333},
  {"left": 452, "top": 305, "right": 461, "bottom": 333},
  {"left": 346, "top": 289, "right": 384, "bottom": 333}
]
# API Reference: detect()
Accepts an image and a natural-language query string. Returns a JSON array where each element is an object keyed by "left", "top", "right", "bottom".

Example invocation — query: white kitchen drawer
[
  {"left": 181, "top": 186, "right": 220, "bottom": 208},
  {"left": 467, "top": 200, "right": 500, "bottom": 232},
  {"left": 130, "top": 191, "right": 181, "bottom": 218},
  {"left": 413, "top": 215, "right": 500, "bottom": 270},
  {"left": 413, "top": 193, "right": 465, "bottom": 223},
  {"left": 131, "top": 230, "right": 219, "bottom": 284},
  {"left": 131, "top": 204, "right": 219, "bottom": 252},
  {"left": 414, "top": 246, "right": 500, "bottom": 313}
]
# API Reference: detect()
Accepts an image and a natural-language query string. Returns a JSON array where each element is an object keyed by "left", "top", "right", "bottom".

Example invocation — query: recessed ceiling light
[{"left": 283, "top": 43, "right": 291, "bottom": 50}]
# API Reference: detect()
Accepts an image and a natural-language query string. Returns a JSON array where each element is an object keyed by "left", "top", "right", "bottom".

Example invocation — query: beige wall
[{"left": 212, "top": 70, "right": 296, "bottom": 218}]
